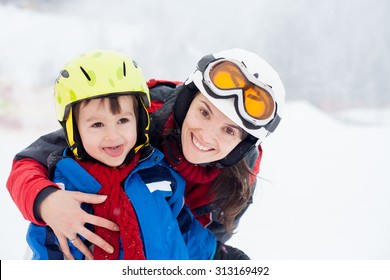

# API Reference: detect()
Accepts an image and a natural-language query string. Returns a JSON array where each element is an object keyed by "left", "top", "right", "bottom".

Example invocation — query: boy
[{"left": 26, "top": 50, "right": 216, "bottom": 260}]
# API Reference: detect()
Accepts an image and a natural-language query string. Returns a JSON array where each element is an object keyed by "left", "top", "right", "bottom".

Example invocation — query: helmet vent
[
  {"left": 61, "top": 70, "right": 69, "bottom": 78},
  {"left": 123, "top": 61, "right": 126, "bottom": 77},
  {"left": 79, "top": 66, "right": 91, "bottom": 81}
]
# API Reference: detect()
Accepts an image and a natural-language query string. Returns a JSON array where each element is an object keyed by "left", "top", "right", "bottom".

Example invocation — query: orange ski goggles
[{"left": 202, "top": 58, "right": 276, "bottom": 128}]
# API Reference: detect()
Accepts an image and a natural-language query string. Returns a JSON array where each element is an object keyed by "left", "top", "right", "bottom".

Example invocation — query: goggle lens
[
  {"left": 244, "top": 87, "right": 274, "bottom": 120},
  {"left": 210, "top": 62, "right": 246, "bottom": 89},
  {"left": 209, "top": 61, "right": 275, "bottom": 121}
]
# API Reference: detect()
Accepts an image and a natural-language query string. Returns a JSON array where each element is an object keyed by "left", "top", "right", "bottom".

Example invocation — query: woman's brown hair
[{"left": 210, "top": 160, "right": 253, "bottom": 235}]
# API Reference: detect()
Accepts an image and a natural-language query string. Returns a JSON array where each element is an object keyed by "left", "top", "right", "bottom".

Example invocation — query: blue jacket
[{"left": 26, "top": 147, "right": 216, "bottom": 260}]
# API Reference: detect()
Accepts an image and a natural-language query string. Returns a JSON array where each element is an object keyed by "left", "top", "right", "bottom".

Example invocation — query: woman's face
[{"left": 181, "top": 92, "right": 245, "bottom": 164}]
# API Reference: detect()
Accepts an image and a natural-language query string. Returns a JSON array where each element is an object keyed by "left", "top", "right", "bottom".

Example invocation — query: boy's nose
[{"left": 104, "top": 127, "right": 119, "bottom": 140}]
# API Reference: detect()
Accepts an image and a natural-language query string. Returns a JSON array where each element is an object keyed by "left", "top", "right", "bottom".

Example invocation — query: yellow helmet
[
  {"left": 54, "top": 50, "right": 150, "bottom": 158},
  {"left": 54, "top": 49, "right": 150, "bottom": 121}
]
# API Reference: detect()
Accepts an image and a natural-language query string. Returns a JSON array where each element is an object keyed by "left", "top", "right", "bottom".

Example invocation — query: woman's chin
[
  {"left": 183, "top": 149, "right": 218, "bottom": 165},
  {"left": 182, "top": 149, "right": 201, "bottom": 164}
]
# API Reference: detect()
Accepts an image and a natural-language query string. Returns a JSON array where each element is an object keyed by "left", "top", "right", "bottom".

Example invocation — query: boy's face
[
  {"left": 77, "top": 95, "right": 137, "bottom": 167},
  {"left": 181, "top": 92, "right": 244, "bottom": 164}
]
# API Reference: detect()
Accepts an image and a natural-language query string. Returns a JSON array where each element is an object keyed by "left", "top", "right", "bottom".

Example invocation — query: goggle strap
[
  {"left": 197, "top": 54, "right": 216, "bottom": 72},
  {"left": 264, "top": 114, "right": 281, "bottom": 133}
]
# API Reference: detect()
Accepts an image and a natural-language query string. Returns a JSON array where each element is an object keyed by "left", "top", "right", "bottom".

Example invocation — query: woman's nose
[{"left": 200, "top": 125, "right": 218, "bottom": 142}]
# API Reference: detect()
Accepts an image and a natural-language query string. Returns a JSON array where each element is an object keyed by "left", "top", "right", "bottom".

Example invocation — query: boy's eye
[
  {"left": 118, "top": 118, "right": 129, "bottom": 124},
  {"left": 92, "top": 122, "right": 103, "bottom": 128}
]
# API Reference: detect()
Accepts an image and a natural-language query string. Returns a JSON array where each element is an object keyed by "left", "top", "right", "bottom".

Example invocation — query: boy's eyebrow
[{"left": 82, "top": 115, "right": 100, "bottom": 122}]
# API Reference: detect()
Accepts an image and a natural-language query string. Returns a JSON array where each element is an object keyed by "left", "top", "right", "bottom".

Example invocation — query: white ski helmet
[{"left": 174, "top": 48, "right": 285, "bottom": 167}]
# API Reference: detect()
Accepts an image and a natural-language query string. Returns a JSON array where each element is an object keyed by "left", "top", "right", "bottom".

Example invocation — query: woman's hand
[{"left": 39, "top": 190, "right": 119, "bottom": 260}]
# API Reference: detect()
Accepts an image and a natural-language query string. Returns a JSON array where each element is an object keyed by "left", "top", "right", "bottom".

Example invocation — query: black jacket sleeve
[
  {"left": 213, "top": 241, "right": 250, "bottom": 260},
  {"left": 14, "top": 129, "right": 68, "bottom": 168}
]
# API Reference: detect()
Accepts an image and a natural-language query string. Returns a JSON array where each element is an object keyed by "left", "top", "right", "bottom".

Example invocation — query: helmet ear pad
[
  {"left": 69, "top": 114, "right": 89, "bottom": 159},
  {"left": 60, "top": 106, "right": 89, "bottom": 160},
  {"left": 173, "top": 82, "right": 198, "bottom": 127},
  {"left": 215, "top": 134, "right": 257, "bottom": 168},
  {"left": 134, "top": 100, "right": 150, "bottom": 152}
]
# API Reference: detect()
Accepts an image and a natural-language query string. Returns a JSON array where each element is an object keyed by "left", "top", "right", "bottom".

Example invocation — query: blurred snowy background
[{"left": 1, "top": 0, "right": 389, "bottom": 260}]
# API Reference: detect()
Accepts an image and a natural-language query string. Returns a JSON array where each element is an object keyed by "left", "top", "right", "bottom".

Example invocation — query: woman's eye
[
  {"left": 225, "top": 127, "right": 235, "bottom": 136},
  {"left": 200, "top": 108, "right": 209, "bottom": 118}
]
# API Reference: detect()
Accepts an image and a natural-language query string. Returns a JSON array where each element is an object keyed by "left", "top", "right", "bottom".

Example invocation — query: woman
[{"left": 7, "top": 48, "right": 285, "bottom": 259}]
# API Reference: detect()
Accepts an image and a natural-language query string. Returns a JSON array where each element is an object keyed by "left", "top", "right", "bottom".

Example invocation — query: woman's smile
[{"left": 191, "top": 133, "right": 213, "bottom": 152}]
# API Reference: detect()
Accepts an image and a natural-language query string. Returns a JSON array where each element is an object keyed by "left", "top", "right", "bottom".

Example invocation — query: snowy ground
[{"left": 1, "top": 2, "right": 390, "bottom": 260}]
